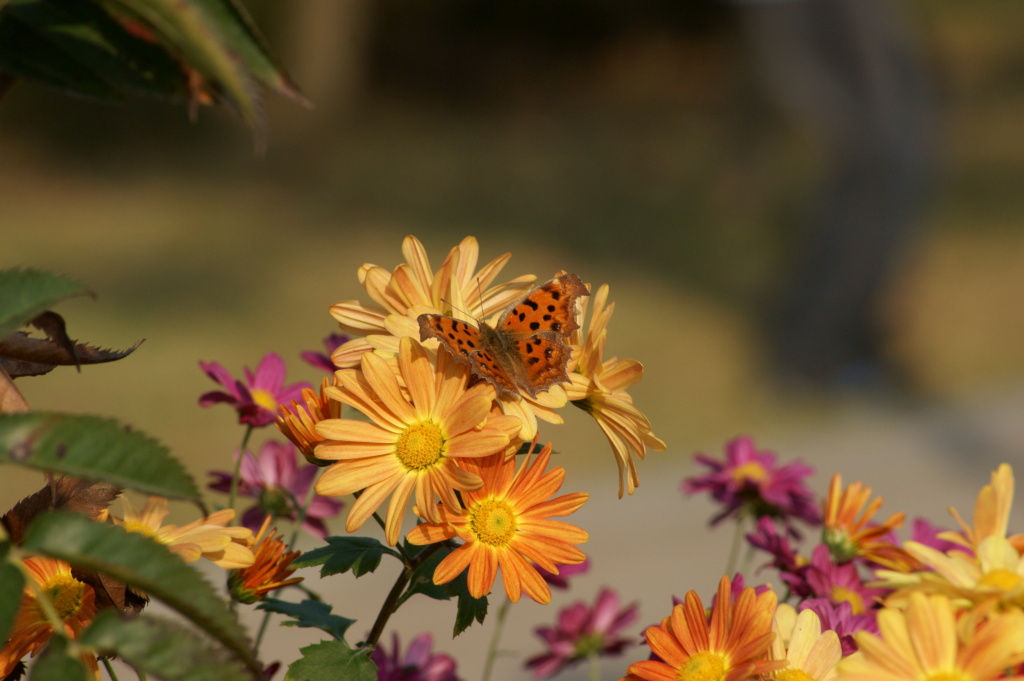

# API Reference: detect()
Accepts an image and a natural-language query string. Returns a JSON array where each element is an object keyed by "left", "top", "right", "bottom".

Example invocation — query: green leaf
[
  {"left": 28, "top": 635, "right": 89, "bottom": 681},
  {"left": 0, "top": 268, "right": 90, "bottom": 338},
  {"left": 396, "top": 543, "right": 487, "bottom": 636},
  {"left": 294, "top": 537, "right": 396, "bottom": 578},
  {"left": 0, "top": 544, "right": 26, "bottom": 644},
  {"left": 285, "top": 641, "right": 376, "bottom": 681},
  {"left": 21, "top": 511, "right": 261, "bottom": 678},
  {"left": 257, "top": 598, "right": 355, "bottom": 642},
  {"left": 80, "top": 610, "right": 253, "bottom": 681},
  {"left": 453, "top": 587, "right": 488, "bottom": 638},
  {"left": 0, "top": 413, "right": 201, "bottom": 503}
]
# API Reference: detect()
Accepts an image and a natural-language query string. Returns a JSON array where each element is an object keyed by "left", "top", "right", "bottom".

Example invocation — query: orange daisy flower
[
  {"left": 112, "top": 495, "right": 255, "bottom": 569},
  {"left": 943, "top": 463, "right": 1024, "bottom": 553},
  {"left": 228, "top": 516, "right": 303, "bottom": 604},
  {"left": 0, "top": 557, "right": 98, "bottom": 677},
  {"left": 564, "top": 283, "right": 666, "bottom": 497},
  {"left": 406, "top": 442, "right": 589, "bottom": 605},
  {"left": 277, "top": 377, "right": 341, "bottom": 464},
  {"left": 621, "top": 575, "right": 782, "bottom": 681},
  {"left": 314, "top": 337, "right": 522, "bottom": 545},
  {"left": 821, "top": 474, "right": 916, "bottom": 571}
]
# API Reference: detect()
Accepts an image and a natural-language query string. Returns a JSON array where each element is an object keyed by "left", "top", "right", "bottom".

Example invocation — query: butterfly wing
[
  {"left": 499, "top": 273, "right": 589, "bottom": 338},
  {"left": 417, "top": 313, "right": 519, "bottom": 396},
  {"left": 511, "top": 335, "right": 575, "bottom": 397}
]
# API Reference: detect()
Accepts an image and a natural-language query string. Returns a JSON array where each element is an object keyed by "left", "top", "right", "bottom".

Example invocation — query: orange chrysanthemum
[
  {"left": 621, "top": 575, "right": 782, "bottom": 681},
  {"left": 944, "top": 463, "right": 1024, "bottom": 554},
  {"left": 112, "top": 495, "right": 255, "bottom": 569},
  {"left": 0, "top": 557, "right": 98, "bottom": 677},
  {"left": 406, "top": 442, "right": 589, "bottom": 605},
  {"left": 228, "top": 516, "right": 303, "bottom": 604},
  {"left": 821, "top": 474, "right": 916, "bottom": 571},
  {"left": 277, "top": 377, "right": 341, "bottom": 464},
  {"left": 564, "top": 283, "right": 666, "bottom": 497},
  {"left": 314, "top": 336, "right": 522, "bottom": 545}
]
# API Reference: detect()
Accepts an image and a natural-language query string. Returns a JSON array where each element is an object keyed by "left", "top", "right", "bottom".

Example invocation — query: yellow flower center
[
  {"left": 732, "top": 461, "right": 768, "bottom": 484},
  {"left": 395, "top": 421, "right": 446, "bottom": 470},
  {"left": 122, "top": 520, "right": 156, "bottom": 537},
  {"left": 44, "top": 574, "right": 87, "bottom": 620},
  {"left": 251, "top": 388, "right": 278, "bottom": 412},
  {"left": 979, "top": 568, "right": 1023, "bottom": 592},
  {"left": 470, "top": 498, "right": 517, "bottom": 546},
  {"left": 831, "top": 585, "right": 866, "bottom": 614},
  {"left": 777, "top": 669, "right": 815, "bottom": 681},
  {"left": 677, "top": 650, "right": 727, "bottom": 681}
]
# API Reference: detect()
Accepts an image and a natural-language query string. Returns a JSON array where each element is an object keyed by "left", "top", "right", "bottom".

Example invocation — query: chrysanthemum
[
  {"left": 835, "top": 592, "right": 1024, "bottom": 681},
  {"left": 277, "top": 377, "right": 342, "bottom": 464},
  {"left": 683, "top": 436, "right": 819, "bottom": 535},
  {"left": 199, "top": 352, "right": 310, "bottom": 427},
  {"left": 0, "top": 557, "right": 97, "bottom": 677},
  {"left": 328, "top": 235, "right": 535, "bottom": 368},
  {"left": 526, "top": 587, "right": 638, "bottom": 679},
  {"left": 314, "top": 337, "right": 522, "bottom": 545},
  {"left": 370, "top": 632, "right": 463, "bottom": 681},
  {"left": 821, "top": 474, "right": 915, "bottom": 571},
  {"left": 564, "top": 283, "right": 666, "bottom": 497},
  {"left": 406, "top": 443, "right": 589, "bottom": 605},
  {"left": 208, "top": 439, "right": 343, "bottom": 539},
  {"left": 943, "top": 463, "right": 1024, "bottom": 554},
  {"left": 769, "top": 604, "right": 842, "bottom": 681},
  {"left": 112, "top": 495, "right": 255, "bottom": 568},
  {"left": 747, "top": 517, "right": 810, "bottom": 596},
  {"left": 800, "top": 599, "right": 878, "bottom": 656},
  {"left": 804, "top": 545, "right": 887, "bottom": 616},
  {"left": 622, "top": 575, "right": 782, "bottom": 681},
  {"left": 228, "top": 516, "right": 303, "bottom": 604}
]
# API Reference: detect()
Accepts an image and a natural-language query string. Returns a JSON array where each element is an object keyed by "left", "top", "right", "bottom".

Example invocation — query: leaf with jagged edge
[
  {"left": 258, "top": 598, "right": 355, "bottom": 642},
  {"left": 285, "top": 641, "right": 376, "bottom": 681},
  {"left": 293, "top": 537, "right": 397, "bottom": 578},
  {"left": 21, "top": 511, "right": 261, "bottom": 679},
  {"left": 0, "top": 413, "right": 201, "bottom": 504},
  {"left": 0, "top": 543, "right": 25, "bottom": 644},
  {"left": 80, "top": 611, "right": 253, "bottom": 681},
  {"left": 0, "top": 269, "right": 90, "bottom": 339}
]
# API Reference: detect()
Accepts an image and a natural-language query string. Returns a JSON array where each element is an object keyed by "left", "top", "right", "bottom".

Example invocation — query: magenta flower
[
  {"left": 370, "top": 633, "right": 462, "bottom": 681},
  {"left": 209, "top": 440, "right": 342, "bottom": 538},
  {"left": 199, "top": 353, "right": 310, "bottom": 427},
  {"left": 300, "top": 333, "right": 348, "bottom": 374},
  {"left": 525, "top": 588, "right": 638, "bottom": 679},
  {"left": 682, "top": 436, "right": 819, "bottom": 536},
  {"left": 804, "top": 544, "right": 887, "bottom": 614},
  {"left": 535, "top": 558, "right": 591, "bottom": 591},
  {"left": 800, "top": 598, "right": 878, "bottom": 656},
  {"left": 911, "top": 517, "right": 966, "bottom": 555}
]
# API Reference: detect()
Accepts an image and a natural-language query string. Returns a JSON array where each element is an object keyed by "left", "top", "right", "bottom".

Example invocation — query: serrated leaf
[
  {"left": 400, "top": 542, "right": 452, "bottom": 602},
  {"left": 454, "top": 588, "right": 488, "bottom": 637},
  {"left": 80, "top": 611, "right": 252, "bottom": 681},
  {"left": 21, "top": 511, "right": 261, "bottom": 678},
  {"left": 0, "top": 413, "right": 201, "bottom": 503},
  {"left": 257, "top": 598, "right": 355, "bottom": 642},
  {"left": 0, "top": 544, "right": 26, "bottom": 644},
  {"left": 293, "top": 537, "right": 395, "bottom": 578},
  {"left": 285, "top": 641, "right": 376, "bottom": 681},
  {"left": 0, "top": 269, "right": 90, "bottom": 339},
  {"left": 28, "top": 635, "right": 88, "bottom": 681}
]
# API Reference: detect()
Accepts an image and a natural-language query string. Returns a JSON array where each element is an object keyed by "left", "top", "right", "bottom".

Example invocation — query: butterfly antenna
[{"left": 439, "top": 297, "right": 477, "bottom": 321}]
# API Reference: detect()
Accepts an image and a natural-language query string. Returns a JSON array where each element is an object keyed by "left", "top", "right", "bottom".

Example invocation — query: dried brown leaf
[{"left": 0, "top": 333, "right": 143, "bottom": 378}]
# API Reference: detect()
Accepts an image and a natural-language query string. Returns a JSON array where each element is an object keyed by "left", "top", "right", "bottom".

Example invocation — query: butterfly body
[{"left": 418, "top": 273, "right": 589, "bottom": 398}]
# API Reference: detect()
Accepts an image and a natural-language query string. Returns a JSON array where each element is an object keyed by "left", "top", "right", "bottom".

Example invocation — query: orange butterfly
[{"left": 417, "top": 273, "right": 589, "bottom": 398}]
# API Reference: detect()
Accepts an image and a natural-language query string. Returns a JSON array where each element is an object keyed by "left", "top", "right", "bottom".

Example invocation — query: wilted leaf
[
  {"left": 0, "top": 413, "right": 201, "bottom": 503},
  {"left": 0, "top": 332, "right": 143, "bottom": 378},
  {"left": 285, "top": 641, "right": 376, "bottom": 681},
  {"left": 258, "top": 598, "right": 355, "bottom": 642},
  {"left": 2, "top": 476, "right": 121, "bottom": 545},
  {"left": 0, "top": 366, "right": 29, "bottom": 414}
]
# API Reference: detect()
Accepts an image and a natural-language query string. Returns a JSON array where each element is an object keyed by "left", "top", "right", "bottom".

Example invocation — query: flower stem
[
  {"left": 725, "top": 515, "right": 746, "bottom": 577},
  {"left": 481, "top": 597, "right": 510, "bottom": 681},
  {"left": 588, "top": 649, "right": 601, "bottom": 681},
  {"left": 227, "top": 425, "right": 254, "bottom": 520},
  {"left": 101, "top": 656, "right": 121, "bottom": 681},
  {"left": 365, "top": 543, "right": 444, "bottom": 650}
]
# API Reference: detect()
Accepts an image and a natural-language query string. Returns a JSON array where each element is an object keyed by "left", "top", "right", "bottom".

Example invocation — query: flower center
[
  {"left": 470, "top": 498, "right": 517, "bottom": 546},
  {"left": 574, "top": 633, "right": 605, "bottom": 659},
  {"left": 831, "top": 585, "right": 866, "bottom": 614},
  {"left": 777, "top": 669, "right": 815, "bottom": 681},
  {"left": 732, "top": 461, "right": 768, "bottom": 484},
  {"left": 395, "top": 421, "right": 446, "bottom": 470},
  {"left": 677, "top": 650, "right": 727, "bottom": 681},
  {"left": 45, "top": 574, "right": 87, "bottom": 620},
  {"left": 979, "top": 567, "right": 1023, "bottom": 592},
  {"left": 250, "top": 388, "right": 278, "bottom": 413},
  {"left": 822, "top": 527, "right": 859, "bottom": 564}
]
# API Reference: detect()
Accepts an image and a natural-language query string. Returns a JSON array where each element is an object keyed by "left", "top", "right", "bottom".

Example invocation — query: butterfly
[{"left": 417, "top": 273, "right": 589, "bottom": 398}]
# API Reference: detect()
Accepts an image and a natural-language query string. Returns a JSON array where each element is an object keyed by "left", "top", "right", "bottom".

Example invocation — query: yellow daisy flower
[
  {"left": 112, "top": 496, "right": 255, "bottom": 569},
  {"left": 0, "top": 557, "right": 97, "bottom": 677},
  {"left": 769, "top": 604, "right": 842, "bottom": 681},
  {"left": 564, "top": 283, "right": 666, "bottom": 497},
  {"left": 314, "top": 336, "right": 522, "bottom": 545},
  {"left": 277, "top": 377, "right": 340, "bottom": 464},
  {"left": 943, "top": 463, "right": 1024, "bottom": 554},
  {"left": 406, "top": 442, "right": 589, "bottom": 605},
  {"left": 621, "top": 575, "right": 782, "bottom": 681},
  {"left": 822, "top": 474, "right": 916, "bottom": 571},
  {"left": 836, "top": 592, "right": 1024, "bottom": 681}
]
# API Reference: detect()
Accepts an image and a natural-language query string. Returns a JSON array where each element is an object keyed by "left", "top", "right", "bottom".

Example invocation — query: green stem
[
  {"left": 725, "top": 514, "right": 746, "bottom": 577},
  {"left": 365, "top": 543, "right": 444, "bottom": 650},
  {"left": 480, "top": 597, "right": 510, "bottom": 681},
  {"left": 588, "top": 649, "right": 601, "bottom": 681},
  {"left": 101, "top": 656, "right": 120, "bottom": 681},
  {"left": 227, "top": 425, "right": 254, "bottom": 520}
]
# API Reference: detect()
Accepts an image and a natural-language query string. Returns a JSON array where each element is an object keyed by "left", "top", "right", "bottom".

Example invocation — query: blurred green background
[{"left": 4, "top": 1, "right": 1024, "bottom": 677}]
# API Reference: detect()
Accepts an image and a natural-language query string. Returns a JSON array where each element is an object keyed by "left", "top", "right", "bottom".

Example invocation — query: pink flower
[
  {"left": 804, "top": 545, "right": 887, "bottom": 614},
  {"left": 199, "top": 353, "right": 310, "bottom": 427},
  {"left": 800, "top": 598, "right": 878, "bottom": 656},
  {"left": 682, "top": 436, "right": 819, "bottom": 536},
  {"left": 525, "top": 588, "right": 638, "bottom": 679},
  {"left": 370, "top": 633, "right": 462, "bottom": 681},
  {"left": 747, "top": 517, "right": 807, "bottom": 596},
  {"left": 209, "top": 440, "right": 342, "bottom": 539},
  {"left": 535, "top": 558, "right": 591, "bottom": 591},
  {"left": 911, "top": 517, "right": 966, "bottom": 555},
  {"left": 300, "top": 333, "right": 348, "bottom": 374}
]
